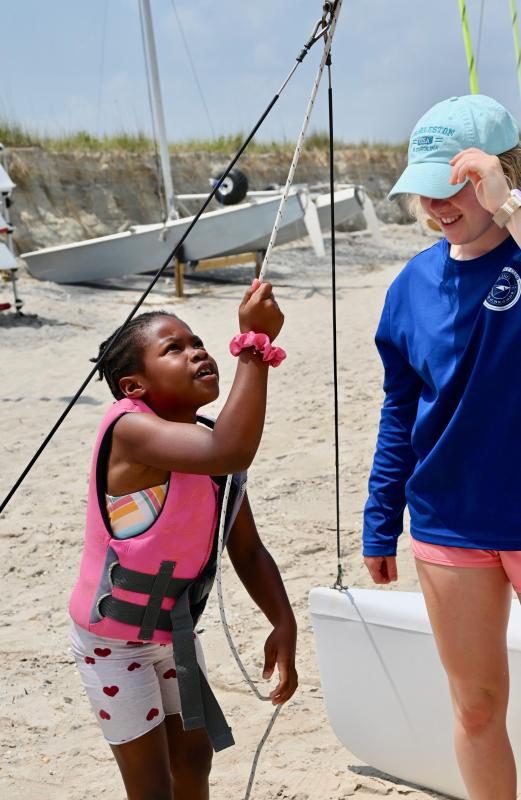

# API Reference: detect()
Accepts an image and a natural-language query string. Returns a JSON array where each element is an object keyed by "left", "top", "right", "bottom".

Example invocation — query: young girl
[
  {"left": 363, "top": 94, "right": 521, "bottom": 800},
  {"left": 69, "top": 279, "right": 298, "bottom": 800}
]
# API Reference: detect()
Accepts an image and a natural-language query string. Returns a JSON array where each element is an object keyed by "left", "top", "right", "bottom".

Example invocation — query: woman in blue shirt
[{"left": 363, "top": 95, "right": 521, "bottom": 800}]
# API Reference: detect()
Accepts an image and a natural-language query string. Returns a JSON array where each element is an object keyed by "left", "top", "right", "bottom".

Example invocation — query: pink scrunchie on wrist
[{"left": 229, "top": 332, "right": 287, "bottom": 367}]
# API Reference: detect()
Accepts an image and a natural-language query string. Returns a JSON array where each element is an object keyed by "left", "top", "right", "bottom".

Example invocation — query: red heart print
[
  {"left": 84, "top": 656, "right": 95, "bottom": 665},
  {"left": 146, "top": 708, "right": 159, "bottom": 721},
  {"left": 163, "top": 668, "right": 176, "bottom": 679},
  {"left": 94, "top": 648, "right": 111, "bottom": 657},
  {"left": 127, "top": 662, "right": 142, "bottom": 672},
  {"left": 99, "top": 710, "right": 111, "bottom": 720},
  {"left": 103, "top": 686, "right": 119, "bottom": 697},
  {"left": 192, "top": 633, "right": 197, "bottom": 640}
]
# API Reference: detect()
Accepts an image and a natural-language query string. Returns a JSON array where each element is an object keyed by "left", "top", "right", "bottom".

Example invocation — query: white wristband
[{"left": 492, "top": 188, "right": 521, "bottom": 228}]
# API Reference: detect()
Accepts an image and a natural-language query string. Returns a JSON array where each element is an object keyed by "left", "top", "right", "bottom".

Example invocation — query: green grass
[
  {"left": 0, "top": 119, "right": 407, "bottom": 154},
  {"left": 0, "top": 120, "right": 36, "bottom": 147}
]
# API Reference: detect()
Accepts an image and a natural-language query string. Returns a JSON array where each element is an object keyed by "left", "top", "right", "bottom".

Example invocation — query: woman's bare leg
[{"left": 416, "top": 560, "right": 515, "bottom": 800}]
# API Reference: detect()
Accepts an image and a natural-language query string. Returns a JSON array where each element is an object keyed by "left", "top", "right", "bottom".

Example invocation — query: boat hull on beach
[
  {"left": 224, "top": 186, "right": 364, "bottom": 253},
  {"left": 22, "top": 191, "right": 306, "bottom": 284},
  {"left": 310, "top": 587, "right": 521, "bottom": 799}
]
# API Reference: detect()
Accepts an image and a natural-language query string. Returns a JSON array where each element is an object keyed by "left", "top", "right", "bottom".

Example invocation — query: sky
[{"left": 1, "top": 0, "right": 521, "bottom": 145}]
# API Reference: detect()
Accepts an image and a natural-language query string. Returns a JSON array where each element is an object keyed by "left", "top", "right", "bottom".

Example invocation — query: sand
[{"left": 0, "top": 223, "right": 449, "bottom": 800}]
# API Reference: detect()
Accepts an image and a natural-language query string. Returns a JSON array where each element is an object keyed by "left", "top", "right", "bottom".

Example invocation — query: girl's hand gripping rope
[{"left": 239, "top": 278, "right": 284, "bottom": 342}]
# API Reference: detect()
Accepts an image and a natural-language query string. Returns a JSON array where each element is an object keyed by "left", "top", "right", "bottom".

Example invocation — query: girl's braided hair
[{"left": 92, "top": 311, "right": 179, "bottom": 400}]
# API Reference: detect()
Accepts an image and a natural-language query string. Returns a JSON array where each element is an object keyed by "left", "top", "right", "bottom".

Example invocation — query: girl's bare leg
[
  {"left": 110, "top": 721, "right": 174, "bottom": 800},
  {"left": 165, "top": 714, "right": 212, "bottom": 800},
  {"left": 416, "top": 560, "right": 515, "bottom": 800}
]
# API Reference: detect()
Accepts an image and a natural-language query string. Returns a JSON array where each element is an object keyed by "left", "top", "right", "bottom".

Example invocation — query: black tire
[{"left": 213, "top": 168, "right": 249, "bottom": 205}]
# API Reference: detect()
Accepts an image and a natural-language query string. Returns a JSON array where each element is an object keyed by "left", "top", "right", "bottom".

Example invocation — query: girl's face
[
  {"left": 128, "top": 315, "right": 219, "bottom": 419},
  {"left": 419, "top": 182, "right": 508, "bottom": 256}
]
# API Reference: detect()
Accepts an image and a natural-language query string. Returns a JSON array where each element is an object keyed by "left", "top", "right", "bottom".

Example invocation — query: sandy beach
[{"left": 0, "top": 223, "right": 450, "bottom": 800}]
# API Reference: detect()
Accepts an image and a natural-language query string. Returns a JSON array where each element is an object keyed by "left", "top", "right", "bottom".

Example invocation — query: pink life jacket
[{"left": 69, "top": 397, "right": 247, "bottom": 750}]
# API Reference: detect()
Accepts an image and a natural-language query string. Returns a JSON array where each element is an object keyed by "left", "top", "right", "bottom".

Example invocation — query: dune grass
[{"left": 0, "top": 119, "right": 406, "bottom": 154}]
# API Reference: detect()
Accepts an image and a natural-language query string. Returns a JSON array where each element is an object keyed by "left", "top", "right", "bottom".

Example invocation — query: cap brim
[{"left": 388, "top": 162, "right": 467, "bottom": 200}]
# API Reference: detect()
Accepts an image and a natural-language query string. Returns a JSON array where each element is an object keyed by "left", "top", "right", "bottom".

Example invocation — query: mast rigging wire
[
  {"left": 139, "top": 0, "right": 171, "bottom": 223},
  {"left": 475, "top": 0, "right": 486, "bottom": 72},
  {"left": 326, "top": 54, "right": 344, "bottom": 590},
  {"left": 211, "top": 6, "right": 344, "bottom": 798},
  {"left": 95, "top": 0, "right": 109, "bottom": 137},
  {"left": 170, "top": 0, "right": 216, "bottom": 139},
  {"left": 0, "top": 2, "right": 338, "bottom": 514},
  {"left": 258, "top": 0, "right": 343, "bottom": 281}
]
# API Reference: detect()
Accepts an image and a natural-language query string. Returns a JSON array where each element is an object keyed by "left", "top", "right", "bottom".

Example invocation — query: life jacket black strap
[
  {"left": 110, "top": 562, "right": 192, "bottom": 600},
  {"left": 98, "top": 595, "right": 174, "bottom": 631},
  {"left": 138, "top": 560, "right": 176, "bottom": 641},
  {"left": 199, "top": 669, "right": 235, "bottom": 752},
  {"left": 98, "top": 566, "right": 216, "bottom": 632},
  {"left": 171, "top": 589, "right": 234, "bottom": 752}
]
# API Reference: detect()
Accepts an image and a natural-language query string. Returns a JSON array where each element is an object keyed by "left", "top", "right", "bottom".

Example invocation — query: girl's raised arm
[{"left": 114, "top": 280, "right": 283, "bottom": 475}]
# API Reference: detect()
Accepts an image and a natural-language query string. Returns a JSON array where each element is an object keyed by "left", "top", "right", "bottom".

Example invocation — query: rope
[
  {"left": 509, "top": 0, "right": 521, "bottom": 99},
  {"left": 258, "top": 0, "right": 343, "bottom": 282},
  {"left": 457, "top": 0, "right": 480, "bottom": 94},
  {"left": 0, "top": 9, "right": 329, "bottom": 515},
  {"left": 215, "top": 475, "right": 281, "bottom": 800},
  {"left": 212, "top": 7, "right": 344, "bottom": 797},
  {"left": 170, "top": 0, "right": 216, "bottom": 139}
]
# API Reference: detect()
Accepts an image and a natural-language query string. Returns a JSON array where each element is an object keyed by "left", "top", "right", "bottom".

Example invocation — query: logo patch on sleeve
[{"left": 484, "top": 266, "right": 521, "bottom": 311}]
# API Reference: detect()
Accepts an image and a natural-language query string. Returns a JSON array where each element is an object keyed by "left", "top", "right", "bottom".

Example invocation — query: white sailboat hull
[
  {"left": 225, "top": 187, "right": 362, "bottom": 253},
  {"left": 314, "top": 186, "right": 363, "bottom": 231},
  {"left": 309, "top": 587, "right": 521, "bottom": 799},
  {"left": 22, "top": 192, "right": 305, "bottom": 284}
]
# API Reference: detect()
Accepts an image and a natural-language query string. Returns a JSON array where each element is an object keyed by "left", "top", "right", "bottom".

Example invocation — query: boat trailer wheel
[{"left": 212, "top": 168, "right": 249, "bottom": 205}]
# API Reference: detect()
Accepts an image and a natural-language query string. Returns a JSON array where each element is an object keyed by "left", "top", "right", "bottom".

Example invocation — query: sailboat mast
[{"left": 139, "top": 0, "right": 178, "bottom": 220}]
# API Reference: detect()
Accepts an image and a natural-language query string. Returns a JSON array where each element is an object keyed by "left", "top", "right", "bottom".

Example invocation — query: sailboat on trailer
[{"left": 21, "top": 0, "right": 369, "bottom": 285}]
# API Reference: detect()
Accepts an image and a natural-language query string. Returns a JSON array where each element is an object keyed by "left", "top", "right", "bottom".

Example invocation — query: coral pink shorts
[{"left": 411, "top": 538, "right": 521, "bottom": 593}]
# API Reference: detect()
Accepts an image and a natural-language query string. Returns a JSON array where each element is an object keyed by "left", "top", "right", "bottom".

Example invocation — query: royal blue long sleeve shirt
[{"left": 363, "top": 234, "right": 521, "bottom": 556}]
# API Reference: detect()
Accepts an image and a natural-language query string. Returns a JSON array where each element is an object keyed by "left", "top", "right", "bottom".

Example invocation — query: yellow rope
[
  {"left": 457, "top": 0, "right": 480, "bottom": 93},
  {"left": 509, "top": 0, "right": 521, "bottom": 98}
]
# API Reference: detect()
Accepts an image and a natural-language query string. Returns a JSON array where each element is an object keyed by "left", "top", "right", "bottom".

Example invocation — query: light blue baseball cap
[{"left": 389, "top": 94, "right": 520, "bottom": 200}]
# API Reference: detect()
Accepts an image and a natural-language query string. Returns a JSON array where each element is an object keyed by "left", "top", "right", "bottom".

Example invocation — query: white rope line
[
  {"left": 243, "top": 705, "right": 282, "bottom": 800},
  {"left": 215, "top": 475, "right": 281, "bottom": 800},
  {"left": 258, "top": 0, "right": 344, "bottom": 282},
  {"left": 216, "top": 475, "right": 271, "bottom": 701},
  {"left": 214, "top": 8, "right": 345, "bottom": 797}
]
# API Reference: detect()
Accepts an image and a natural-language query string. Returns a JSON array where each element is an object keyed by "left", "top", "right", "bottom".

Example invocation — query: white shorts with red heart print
[{"left": 70, "top": 621, "right": 206, "bottom": 745}]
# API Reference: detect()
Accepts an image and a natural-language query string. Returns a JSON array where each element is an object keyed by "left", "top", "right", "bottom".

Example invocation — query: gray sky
[{"left": 2, "top": 0, "right": 521, "bottom": 145}]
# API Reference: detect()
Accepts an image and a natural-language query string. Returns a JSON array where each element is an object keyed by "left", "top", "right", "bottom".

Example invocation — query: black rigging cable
[
  {"left": 170, "top": 0, "right": 216, "bottom": 139},
  {"left": 0, "top": 7, "right": 335, "bottom": 515},
  {"left": 326, "top": 53, "right": 345, "bottom": 590}
]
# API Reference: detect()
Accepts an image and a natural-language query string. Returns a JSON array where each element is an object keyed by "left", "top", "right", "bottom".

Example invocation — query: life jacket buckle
[{"left": 95, "top": 559, "right": 119, "bottom": 618}]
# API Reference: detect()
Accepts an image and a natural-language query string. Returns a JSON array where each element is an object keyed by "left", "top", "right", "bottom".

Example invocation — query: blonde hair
[{"left": 407, "top": 143, "right": 521, "bottom": 224}]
